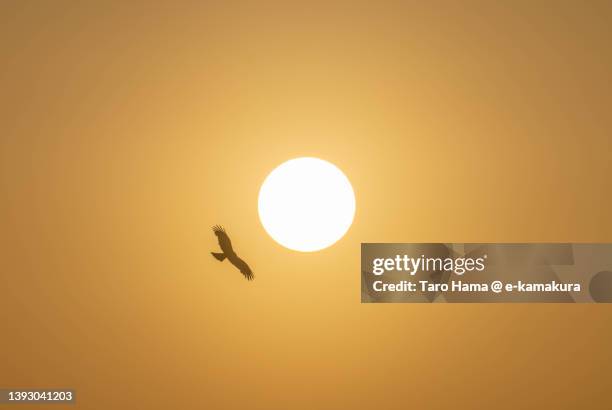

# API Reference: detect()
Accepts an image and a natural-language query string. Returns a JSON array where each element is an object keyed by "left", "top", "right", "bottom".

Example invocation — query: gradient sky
[{"left": 1, "top": 2, "right": 612, "bottom": 409}]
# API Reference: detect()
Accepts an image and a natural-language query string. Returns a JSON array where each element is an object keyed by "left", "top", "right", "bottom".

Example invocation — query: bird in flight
[{"left": 211, "top": 225, "right": 254, "bottom": 281}]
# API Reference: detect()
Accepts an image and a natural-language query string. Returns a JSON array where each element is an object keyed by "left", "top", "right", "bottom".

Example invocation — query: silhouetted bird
[{"left": 211, "top": 225, "right": 254, "bottom": 281}]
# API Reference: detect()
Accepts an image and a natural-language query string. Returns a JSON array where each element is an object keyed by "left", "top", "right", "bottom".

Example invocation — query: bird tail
[{"left": 211, "top": 252, "right": 226, "bottom": 261}]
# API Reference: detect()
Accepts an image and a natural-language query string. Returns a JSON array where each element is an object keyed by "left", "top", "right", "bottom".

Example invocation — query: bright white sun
[{"left": 258, "top": 157, "right": 356, "bottom": 252}]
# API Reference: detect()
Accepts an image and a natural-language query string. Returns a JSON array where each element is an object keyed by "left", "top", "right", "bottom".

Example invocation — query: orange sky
[{"left": 1, "top": 2, "right": 612, "bottom": 409}]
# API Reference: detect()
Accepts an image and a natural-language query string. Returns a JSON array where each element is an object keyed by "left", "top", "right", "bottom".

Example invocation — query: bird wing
[
  {"left": 229, "top": 255, "right": 254, "bottom": 281},
  {"left": 212, "top": 225, "right": 234, "bottom": 254}
]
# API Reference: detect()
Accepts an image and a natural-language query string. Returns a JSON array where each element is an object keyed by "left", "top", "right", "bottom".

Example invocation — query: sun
[{"left": 258, "top": 157, "right": 356, "bottom": 252}]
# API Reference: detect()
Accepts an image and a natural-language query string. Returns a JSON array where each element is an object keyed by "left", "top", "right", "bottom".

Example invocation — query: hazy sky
[{"left": 1, "top": 2, "right": 612, "bottom": 409}]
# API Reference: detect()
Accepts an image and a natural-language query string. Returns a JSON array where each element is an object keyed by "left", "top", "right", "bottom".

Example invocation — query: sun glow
[{"left": 258, "top": 157, "right": 356, "bottom": 252}]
